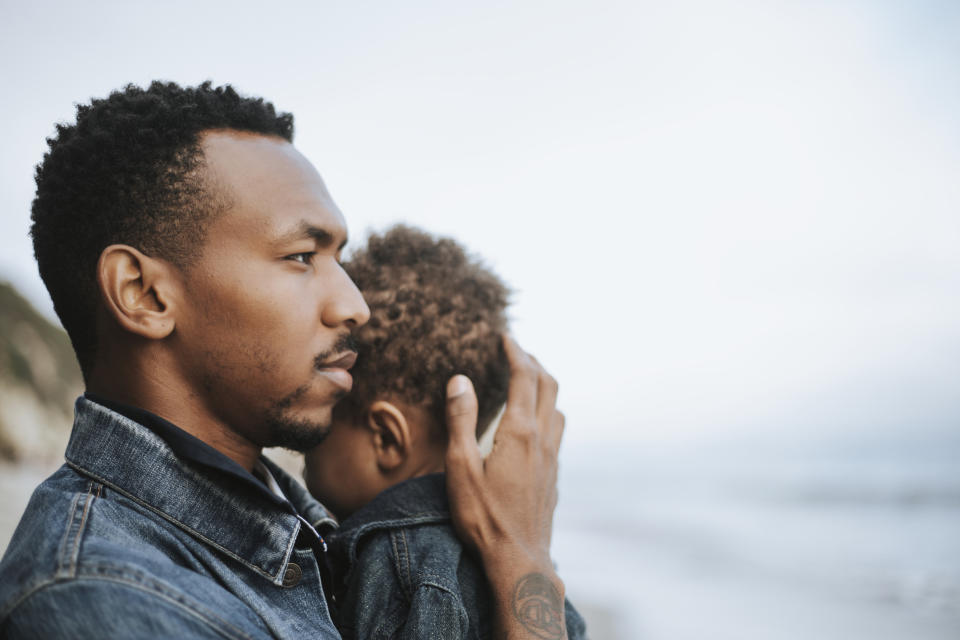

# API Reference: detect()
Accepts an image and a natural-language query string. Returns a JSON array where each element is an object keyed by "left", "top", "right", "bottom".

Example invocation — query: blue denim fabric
[
  {"left": 0, "top": 397, "right": 341, "bottom": 639},
  {"left": 328, "top": 473, "right": 587, "bottom": 640}
]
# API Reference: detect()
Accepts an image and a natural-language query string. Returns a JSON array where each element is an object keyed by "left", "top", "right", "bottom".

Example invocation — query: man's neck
[{"left": 86, "top": 361, "right": 262, "bottom": 471}]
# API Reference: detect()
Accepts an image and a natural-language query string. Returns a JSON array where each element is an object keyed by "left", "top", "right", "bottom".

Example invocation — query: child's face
[{"left": 303, "top": 403, "right": 386, "bottom": 520}]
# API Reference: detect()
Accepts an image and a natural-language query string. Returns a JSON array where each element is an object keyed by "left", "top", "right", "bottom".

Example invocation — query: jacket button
[{"left": 282, "top": 562, "right": 302, "bottom": 588}]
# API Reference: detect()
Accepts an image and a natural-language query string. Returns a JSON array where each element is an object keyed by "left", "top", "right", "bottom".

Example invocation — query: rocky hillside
[{"left": 0, "top": 282, "right": 82, "bottom": 462}]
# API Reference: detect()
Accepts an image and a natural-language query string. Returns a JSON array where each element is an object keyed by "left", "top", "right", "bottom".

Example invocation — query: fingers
[
  {"left": 502, "top": 335, "right": 537, "bottom": 419},
  {"left": 504, "top": 335, "right": 561, "bottom": 428},
  {"left": 444, "top": 375, "right": 483, "bottom": 477},
  {"left": 546, "top": 409, "right": 566, "bottom": 454},
  {"left": 500, "top": 336, "right": 568, "bottom": 459},
  {"left": 530, "top": 354, "right": 559, "bottom": 427}
]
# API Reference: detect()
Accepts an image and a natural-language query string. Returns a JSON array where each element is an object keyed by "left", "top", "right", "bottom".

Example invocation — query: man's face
[{"left": 172, "top": 131, "right": 369, "bottom": 451}]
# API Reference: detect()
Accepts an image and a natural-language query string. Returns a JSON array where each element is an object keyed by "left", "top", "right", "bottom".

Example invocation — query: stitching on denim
[
  {"left": 400, "top": 528, "right": 412, "bottom": 597},
  {"left": 68, "top": 483, "right": 97, "bottom": 577},
  {"left": 85, "top": 570, "right": 260, "bottom": 640},
  {"left": 374, "top": 581, "right": 467, "bottom": 637},
  {"left": 64, "top": 460, "right": 290, "bottom": 582},
  {"left": 347, "top": 512, "right": 449, "bottom": 566},
  {"left": 311, "top": 516, "right": 337, "bottom": 530},
  {"left": 411, "top": 581, "right": 470, "bottom": 633},
  {"left": 416, "top": 575, "right": 458, "bottom": 595},
  {"left": 0, "top": 576, "right": 58, "bottom": 621},
  {"left": 275, "top": 519, "right": 300, "bottom": 586},
  {"left": 54, "top": 491, "right": 83, "bottom": 578},
  {"left": 388, "top": 530, "right": 411, "bottom": 602},
  {"left": 389, "top": 530, "right": 401, "bottom": 591},
  {"left": 2, "top": 573, "right": 258, "bottom": 640}
]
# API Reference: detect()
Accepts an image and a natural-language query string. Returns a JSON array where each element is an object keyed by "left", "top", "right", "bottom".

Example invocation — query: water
[{"left": 553, "top": 439, "right": 960, "bottom": 639}]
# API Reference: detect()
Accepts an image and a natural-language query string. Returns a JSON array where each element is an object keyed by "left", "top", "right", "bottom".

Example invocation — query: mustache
[{"left": 313, "top": 333, "right": 359, "bottom": 368}]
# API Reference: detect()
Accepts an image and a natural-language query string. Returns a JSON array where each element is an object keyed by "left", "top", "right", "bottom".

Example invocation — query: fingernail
[{"left": 448, "top": 375, "right": 470, "bottom": 397}]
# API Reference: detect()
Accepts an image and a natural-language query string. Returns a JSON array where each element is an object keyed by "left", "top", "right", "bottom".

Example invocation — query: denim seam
[
  {"left": 276, "top": 520, "right": 299, "bottom": 588},
  {"left": 412, "top": 580, "right": 470, "bottom": 633},
  {"left": 390, "top": 581, "right": 467, "bottom": 636},
  {"left": 1, "top": 487, "right": 85, "bottom": 621},
  {"left": 68, "top": 482, "right": 97, "bottom": 577},
  {"left": 311, "top": 516, "right": 337, "bottom": 531},
  {"left": 53, "top": 490, "right": 84, "bottom": 580},
  {"left": 399, "top": 528, "right": 412, "bottom": 597},
  {"left": 389, "top": 529, "right": 411, "bottom": 601},
  {"left": 347, "top": 512, "right": 448, "bottom": 567},
  {"left": 2, "top": 573, "right": 257, "bottom": 640},
  {"left": 358, "top": 512, "right": 449, "bottom": 531},
  {"left": 65, "top": 460, "right": 291, "bottom": 583},
  {"left": 416, "top": 575, "right": 458, "bottom": 594}
]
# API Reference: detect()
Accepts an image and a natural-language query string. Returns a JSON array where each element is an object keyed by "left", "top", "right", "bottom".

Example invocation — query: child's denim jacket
[{"left": 327, "top": 473, "right": 587, "bottom": 640}]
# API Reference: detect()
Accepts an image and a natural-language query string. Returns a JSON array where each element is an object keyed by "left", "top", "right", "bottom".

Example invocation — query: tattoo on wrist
[{"left": 512, "top": 572, "right": 563, "bottom": 639}]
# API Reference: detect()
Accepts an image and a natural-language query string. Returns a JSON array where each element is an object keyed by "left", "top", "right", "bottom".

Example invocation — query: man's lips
[
  {"left": 316, "top": 351, "right": 358, "bottom": 371},
  {"left": 315, "top": 351, "right": 358, "bottom": 392}
]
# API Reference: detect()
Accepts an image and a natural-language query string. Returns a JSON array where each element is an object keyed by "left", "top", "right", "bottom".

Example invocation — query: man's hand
[{"left": 445, "top": 335, "right": 567, "bottom": 639}]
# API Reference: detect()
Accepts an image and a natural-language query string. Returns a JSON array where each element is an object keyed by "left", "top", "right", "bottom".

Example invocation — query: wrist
[
  {"left": 480, "top": 543, "right": 562, "bottom": 592},
  {"left": 483, "top": 550, "right": 568, "bottom": 640}
]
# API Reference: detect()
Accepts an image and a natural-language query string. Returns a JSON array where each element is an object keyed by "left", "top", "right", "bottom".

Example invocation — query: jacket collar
[
  {"left": 329, "top": 473, "right": 450, "bottom": 577},
  {"left": 65, "top": 396, "right": 334, "bottom": 584}
]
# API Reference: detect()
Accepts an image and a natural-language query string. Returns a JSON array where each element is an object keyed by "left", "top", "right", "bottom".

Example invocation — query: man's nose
[{"left": 321, "top": 264, "right": 370, "bottom": 328}]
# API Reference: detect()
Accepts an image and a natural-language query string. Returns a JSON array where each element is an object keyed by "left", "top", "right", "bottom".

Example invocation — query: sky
[{"left": 1, "top": 0, "right": 958, "bottom": 448}]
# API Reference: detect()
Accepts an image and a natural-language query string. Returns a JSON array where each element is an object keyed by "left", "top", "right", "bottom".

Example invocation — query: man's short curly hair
[
  {"left": 343, "top": 225, "right": 511, "bottom": 439},
  {"left": 30, "top": 81, "right": 294, "bottom": 377}
]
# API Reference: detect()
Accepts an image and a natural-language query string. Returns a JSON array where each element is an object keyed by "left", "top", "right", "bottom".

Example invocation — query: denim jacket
[
  {"left": 328, "top": 473, "right": 587, "bottom": 640},
  {"left": 0, "top": 397, "right": 341, "bottom": 639}
]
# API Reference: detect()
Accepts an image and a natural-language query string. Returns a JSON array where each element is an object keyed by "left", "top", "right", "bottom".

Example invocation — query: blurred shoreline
[{"left": 553, "top": 439, "right": 960, "bottom": 639}]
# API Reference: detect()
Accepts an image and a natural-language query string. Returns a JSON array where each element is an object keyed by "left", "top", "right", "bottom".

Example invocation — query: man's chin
[
  {"left": 263, "top": 383, "right": 338, "bottom": 451},
  {"left": 263, "top": 411, "right": 332, "bottom": 452}
]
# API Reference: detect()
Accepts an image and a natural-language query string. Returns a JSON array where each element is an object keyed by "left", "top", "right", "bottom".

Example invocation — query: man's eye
[{"left": 288, "top": 252, "right": 316, "bottom": 265}]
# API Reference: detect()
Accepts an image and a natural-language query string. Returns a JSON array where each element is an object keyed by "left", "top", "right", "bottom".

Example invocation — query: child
[{"left": 305, "top": 225, "right": 586, "bottom": 640}]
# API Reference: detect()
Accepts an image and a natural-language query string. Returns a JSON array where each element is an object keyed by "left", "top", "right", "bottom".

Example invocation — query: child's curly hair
[{"left": 343, "top": 225, "right": 510, "bottom": 439}]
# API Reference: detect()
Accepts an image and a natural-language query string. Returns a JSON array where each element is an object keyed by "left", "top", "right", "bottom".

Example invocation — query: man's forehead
[
  {"left": 200, "top": 130, "right": 323, "bottom": 192},
  {"left": 200, "top": 130, "right": 348, "bottom": 243}
]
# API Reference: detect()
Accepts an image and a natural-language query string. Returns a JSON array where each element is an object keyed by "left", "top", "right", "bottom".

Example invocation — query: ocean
[{"left": 553, "top": 437, "right": 960, "bottom": 639}]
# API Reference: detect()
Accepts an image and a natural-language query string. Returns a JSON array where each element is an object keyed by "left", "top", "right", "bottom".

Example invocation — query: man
[{"left": 0, "top": 82, "right": 568, "bottom": 639}]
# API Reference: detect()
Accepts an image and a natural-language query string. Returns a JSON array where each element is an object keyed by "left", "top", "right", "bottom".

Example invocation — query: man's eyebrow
[{"left": 276, "top": 221, "right": 348, "bottom": 251}]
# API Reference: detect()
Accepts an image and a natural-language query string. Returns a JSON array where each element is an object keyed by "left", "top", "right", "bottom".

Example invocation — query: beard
[
  {"left": 262, "top": 333, "right": 357, "bottom": 451},
  {"left": 262, "top": 382, "right": 336, "bottom": 451},
  {"left": 263, "top": 405, "right": 332, "bottom": 451}
]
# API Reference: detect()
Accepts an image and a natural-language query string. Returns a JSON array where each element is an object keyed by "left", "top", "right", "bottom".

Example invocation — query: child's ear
[{"left": 366, "top": 400, "right": 411, "bottom": 473}]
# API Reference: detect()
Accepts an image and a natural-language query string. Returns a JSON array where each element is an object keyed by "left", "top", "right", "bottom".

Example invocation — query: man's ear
[
  {"left": 97, "top": 244, "right": 177, "bottom": 340},
  {"left": 366, "top": 400, "right": 412, "bottom": 473}
]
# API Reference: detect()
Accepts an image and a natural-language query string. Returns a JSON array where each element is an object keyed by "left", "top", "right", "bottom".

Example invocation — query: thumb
[{"left": 445, "top": 375, "right": 481, "bottom": 468}]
